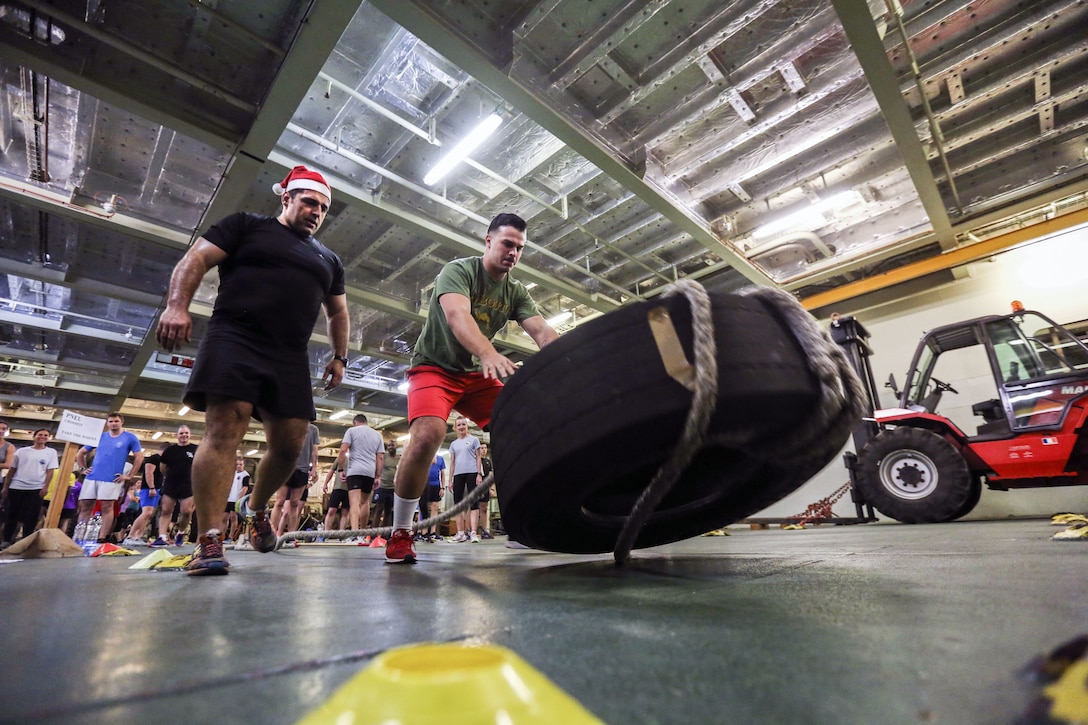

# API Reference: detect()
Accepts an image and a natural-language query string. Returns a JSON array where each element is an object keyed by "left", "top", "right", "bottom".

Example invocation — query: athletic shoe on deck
[
  {"left": 250, "top": 510, "right": 277, "bottom": 553},
  {"left": 149, "top": 537, "right": 170, "bottom": 548},
  {"left": 385, "top": 529, "right": 416, "bottom": 564},
  {"left": 185, "top": 530, "right": 230, "bottom": 576}
]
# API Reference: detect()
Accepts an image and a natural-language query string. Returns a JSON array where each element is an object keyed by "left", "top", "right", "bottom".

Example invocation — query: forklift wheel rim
[{"left": 878, "top": 449, "right": 939, "bottom": 499}]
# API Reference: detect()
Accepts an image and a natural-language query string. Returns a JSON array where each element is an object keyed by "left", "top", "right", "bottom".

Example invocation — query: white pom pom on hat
[{"left": 272, "top": 165, "right": 332, "bottom": 201}]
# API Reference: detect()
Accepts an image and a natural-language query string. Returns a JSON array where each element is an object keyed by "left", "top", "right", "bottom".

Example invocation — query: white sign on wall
[{"left": 55, "top": 410, "right": 105, "bottom": 447}]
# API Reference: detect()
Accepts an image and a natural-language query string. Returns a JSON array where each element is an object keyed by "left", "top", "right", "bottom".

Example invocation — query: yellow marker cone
[
  {"left": 128, "top": 549, "right": 174, "bottom": 569},
  {"left": 298, "top": 643, "right": 604, "bottom": 725}
]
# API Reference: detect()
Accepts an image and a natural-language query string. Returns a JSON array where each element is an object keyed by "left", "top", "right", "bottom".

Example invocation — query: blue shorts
[{"left": 138, "top": 489, "right": 160, "bottom": 508}]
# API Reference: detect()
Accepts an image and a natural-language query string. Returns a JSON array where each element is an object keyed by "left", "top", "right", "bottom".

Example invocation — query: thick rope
[
  {"left": 613, "top": 279, "right": 719, "bottom": 565},
  {"left": 611, "top": 281, "right": 867, "bottom": 566},
  {"left": 274, "top": 473, "right": 494, "bottom": 550}
]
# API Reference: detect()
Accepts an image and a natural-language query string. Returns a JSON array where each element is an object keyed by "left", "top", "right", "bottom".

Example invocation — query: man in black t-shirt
[
  {"left": 157, "top": 166, "right": 350, "bottom": 576},
  {"left": 154, "top": 425, "right": 198, "bottom": 547},
  {"left": 124, "top": 441, "right": 168, "bottom": 546}
]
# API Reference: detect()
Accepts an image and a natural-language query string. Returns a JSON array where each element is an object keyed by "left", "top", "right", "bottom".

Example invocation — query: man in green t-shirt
[{"left": 386, "top": 213, "right": 558, "bottom": 564}]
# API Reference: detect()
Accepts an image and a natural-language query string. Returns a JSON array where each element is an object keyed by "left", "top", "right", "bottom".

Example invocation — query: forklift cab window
[
  {"left": 905, "top": 344, "right": 937, "bottom": 407},
  {"left": 986, "top": 313, "right": 1088, "bottom": 383},
  {"left": 986, "top": 313, "right": 1088, "bottom": 430}
]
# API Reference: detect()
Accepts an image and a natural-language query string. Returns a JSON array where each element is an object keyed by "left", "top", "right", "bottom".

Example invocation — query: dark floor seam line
[{"left": 15, "top": 634, "right": 476, "bottom": 720}]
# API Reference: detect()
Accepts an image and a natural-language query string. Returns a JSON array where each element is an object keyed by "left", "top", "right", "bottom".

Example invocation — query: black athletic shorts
[
  {"left": 162, "top": 480, "right": 193, "bottom": 501},
  {"left": 224, "top": 502, "right": 237, "bottom": 514},
  {"left": 452, "top": 472, "right": 477, "bottom": 504},
  {"left": 285, "top": 469, "right": 309, "bottom": 490},
  {"left": 424, "top": 485, "right": 442, "bottom": 504},
  {"left": 184, "top": 333, "right": 316, "bottom": 421},
  {"left": 326, "top": 489, "right": 349, "bottom": 511},
  {"left": 346, "top": 475, "right": 374, "bottom": 492}
]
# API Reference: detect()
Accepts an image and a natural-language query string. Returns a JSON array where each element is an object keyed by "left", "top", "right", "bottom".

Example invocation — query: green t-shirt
[{"left": 411, "top": 257, "right": 541, "bottom": 372}]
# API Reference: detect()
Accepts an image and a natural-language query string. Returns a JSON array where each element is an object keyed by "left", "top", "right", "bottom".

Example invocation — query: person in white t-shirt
[
  {"left": 224, "top": 457, "right": 251, "bottom": 542},
  {"left": 2, "top": 429, "right": 58, "bottom": 545},
  {"left": 447, "top": 416, "right": 482, "bottom": 543},
  {"left": 336, "top": 414, "right": 384, "bottom": 541}
]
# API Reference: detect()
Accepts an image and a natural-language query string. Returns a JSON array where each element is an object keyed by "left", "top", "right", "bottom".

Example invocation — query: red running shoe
[{"left": 384, "top": 528, "right": 416, "bottom": 564}]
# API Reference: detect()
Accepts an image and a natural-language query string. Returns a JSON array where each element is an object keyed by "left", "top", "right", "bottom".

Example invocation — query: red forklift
[{"left": 835, "top": 302, "right": 1088, "bottom": 523}]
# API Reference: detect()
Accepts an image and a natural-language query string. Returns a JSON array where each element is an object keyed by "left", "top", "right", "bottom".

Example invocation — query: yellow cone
[
  {"left": 298, "top": 643, "right": 604, "bottom": 725},
  {"left": 128, "top": 549, "right": 174, "bottom": 569}
]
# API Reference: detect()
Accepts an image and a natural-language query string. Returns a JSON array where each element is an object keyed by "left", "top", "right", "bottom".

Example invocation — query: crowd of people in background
[{"left": 0, "top": 415, "right": 500, "bottom": 552}]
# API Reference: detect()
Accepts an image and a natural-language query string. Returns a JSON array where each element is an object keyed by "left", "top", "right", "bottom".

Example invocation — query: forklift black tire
[
  {"left": 491, "top": 291, "right": 838, "bottom": 554},
  {"left": 949, "top": 478, "right": 983, "bottom": 521},
  {"left": 855, "top": 427, "right": 973, "bottom": 524}
]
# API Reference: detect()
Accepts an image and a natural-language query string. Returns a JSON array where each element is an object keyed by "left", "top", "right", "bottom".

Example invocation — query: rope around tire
[
  {"left": 274, "top": 475, "right": 494, "bottom": 550},
  {"left": 611, "top": 280, "right": 867, "bottom": 566}
]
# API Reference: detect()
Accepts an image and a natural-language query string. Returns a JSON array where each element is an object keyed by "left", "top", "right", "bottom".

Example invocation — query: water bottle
[
  {"left": 73, "top": 520, "right": 87, "bottom": 544},
  {"left": 316, "top": 522, "right": 324, "bottom": 542},
  {"left": 83, "top": 514, "right": 102, "bottom": 555}
]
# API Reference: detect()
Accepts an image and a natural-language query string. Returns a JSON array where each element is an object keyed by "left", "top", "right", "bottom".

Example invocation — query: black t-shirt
[
  {"left": 160, "top": 444, "right": 198, "bottom": 489},
  {"left": 142, "top": 453, "right": 163, "bottom": 490},
  {"left": 203, "top": 213, "right": 346, "bottom": 350}
]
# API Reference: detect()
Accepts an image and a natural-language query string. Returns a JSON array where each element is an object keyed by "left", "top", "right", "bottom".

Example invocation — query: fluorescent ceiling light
[
  {"left": 546, "top": 311, "right": 573, "bottom": 326},
  {"left": 524, "top": 282, "right": 537, "bottom": 290},
  {"left": 396, "top": 434, "right": 411, "bottom": 442},
  {"left": 397, "top": 380, "right": 410, "bottom": 392},
  {"left": 423, "top": 113, "right": 503, "bottom": 186},
  {"left": 329, "top": 409, "right": 352, "bottom": 420},
  {"left": 151, "top": 431, "right": 163, "bottom": 440},
  {"left": 245, "top": 449, "right": 259, "bottom": 456},
  {"left": 177, "top": 405, "right": 190, "bottom": 416}
]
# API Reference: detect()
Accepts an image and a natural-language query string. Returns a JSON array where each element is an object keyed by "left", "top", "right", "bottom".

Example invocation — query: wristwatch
[{"left": 332, "top": 355, "right": 349, "bottom": 366}]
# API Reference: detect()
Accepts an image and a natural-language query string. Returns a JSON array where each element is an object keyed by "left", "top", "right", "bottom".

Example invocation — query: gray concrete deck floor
[{"left": 1, "top": 519, "right": 1085, "bottom": 724}]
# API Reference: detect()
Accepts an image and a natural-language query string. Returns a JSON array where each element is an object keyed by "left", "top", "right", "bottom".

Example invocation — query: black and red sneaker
[
  {"left": 251, "top": 510, "right": 277, "bottom": 553},
  {"left": 185, "top": 529, "right": 230, "bottom": 577}
]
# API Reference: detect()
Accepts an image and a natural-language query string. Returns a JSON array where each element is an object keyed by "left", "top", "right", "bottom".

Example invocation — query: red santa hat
[{"left": 272, "top": 165, "right": 332, "bottom": 201}]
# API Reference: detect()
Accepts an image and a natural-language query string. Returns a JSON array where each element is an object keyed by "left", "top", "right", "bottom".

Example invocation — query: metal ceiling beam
[
  {"left": 0, "top": 32, "right": 235, "bottom": 150},
  {"left": 368, "top": 0, "right": 774, "bottom": 289},
  {"left": 831, "top": 0, "right": 956, "bottom": 251},
  {"left": 0, "top": 256, "right": 162, "bottom": 308},
  {"left": 0, "top": 178, "right": 190, "bottom": 250},
  {"left": 0, "top": 308, "right": 134, "bottom": 345}
]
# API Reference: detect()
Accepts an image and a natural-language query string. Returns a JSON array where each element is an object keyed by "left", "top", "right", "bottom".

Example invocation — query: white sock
[{"left": 393, "top": 495, "right": 420, "bottom": 531}]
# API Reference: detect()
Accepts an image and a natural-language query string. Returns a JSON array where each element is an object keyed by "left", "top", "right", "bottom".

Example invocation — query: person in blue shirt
[{"left": 76, "top": 413, "right": 143, "bottom": 544}]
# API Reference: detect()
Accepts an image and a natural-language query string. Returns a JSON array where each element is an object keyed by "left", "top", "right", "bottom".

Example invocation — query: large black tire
[
  {"left": 491, "top": 290, "right": 852, "bottom": 554},
  {"left": 855, "top": 427, "right": 974, "bottom": 523},
  {"left": 950, "top": 477, "right": 983, "bottom": 521}
]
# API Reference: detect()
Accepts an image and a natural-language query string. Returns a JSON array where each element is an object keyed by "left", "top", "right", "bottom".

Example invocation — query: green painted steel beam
[{"left": 831, "top": 0, "right": 955, "bottom": 249}]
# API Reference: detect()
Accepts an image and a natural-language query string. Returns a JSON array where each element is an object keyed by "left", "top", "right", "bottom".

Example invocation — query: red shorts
[{"left": 406, "top": 365, "right": 503, "bottom": 428}]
